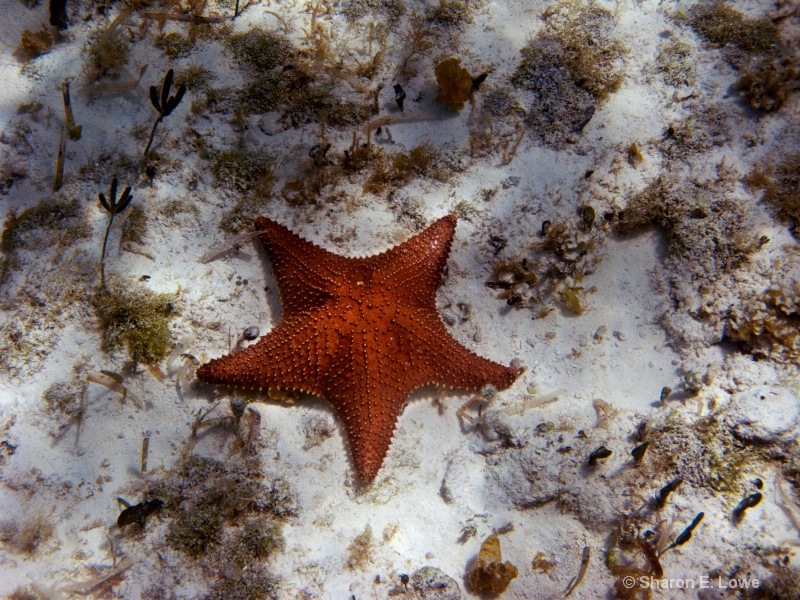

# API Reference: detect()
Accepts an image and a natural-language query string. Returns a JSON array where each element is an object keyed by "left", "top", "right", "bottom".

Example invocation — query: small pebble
[
  {"left": 243, "top": 326, "right": 260, "bottom": 340},
  {"left": 230, "top": 398, "right": 246, "bottom": 418},
  {"left": 502, "top": 176, "right": 521, "bottom": 189}
]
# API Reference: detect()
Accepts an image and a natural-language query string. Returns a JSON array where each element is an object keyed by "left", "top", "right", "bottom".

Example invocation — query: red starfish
[{"left": 197, "top": 215, "right": 521, "bottom": 481}]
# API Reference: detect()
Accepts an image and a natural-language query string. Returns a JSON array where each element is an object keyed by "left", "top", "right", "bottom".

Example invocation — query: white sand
[{"left": 1, "top": 0, "right": 798, "bottom": 598}]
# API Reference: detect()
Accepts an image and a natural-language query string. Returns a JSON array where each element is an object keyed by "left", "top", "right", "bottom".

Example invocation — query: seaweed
[
  {"left": 190, "top": 85, "right": 237, "bottom": 116},
  {"left": 0, "top": 512, "right": 55, "bottom": 555},
  {"left": 658, "top": 105, "right": 729, "bottom": 161},
  {"left": 176, "top": 65, "right": 214, "bottom": 92},
  {"left": 363, "top": 143, "right": 440, "bottom": 194},
  {"left": 120, "top": 205, "right": 148, "bottom": 246},
  {"left": 1, "top": 198, "right": 88, "bottom": 285},
  {"left": 430, "top": 0, "right": 469, "bottom": 28},
  {"left": 228, "top": 28, "right": 295, "bottom": 72},
  {"left": 155, "top": 32, "right": 195, "bottom": 59},
  {"left": 725, "top": 251, "right": 800, "bottom": 363},
  {"left": 511, "top": 0, "right": 625, "bottom": 147},
  {"left": 735, "top": 56, "right": 800, "bottom": 112},
  {"left": 85, "top": 9, "right": 132, "bottom": 82},
  {"left": 687, "top": 1, "right": 780, "bottom": 55},
  {"left": 346, "top": 525, "right": 373, "bottom": 570},
  {"left": 1, "top": 199, "right": 83, "bottom": 255},
  {"left": 281, "top": 165, "right": 337, "bottom": 206},
  {"left": 616, "top": 176, "right": 751, "bottom": 277},
  {"left": 212, "top": 148, "right": 275, "bottom": 195},
  {"left": 643, "top": 414, "right": 757, "bottom": 495},
  {"left": 237, "top": 71, "right": 290, "bottom": 114},
  {"left": 229, "top": 518, "right": 285, "bottom": 564},
  {"left": 97, "top": 177, "right": 133, "bottom": 286},
  {"left": 146, "top": 455, "right": 296, "bottom": 571},
  {"left": 656, "top": 39, "right": 696, "bottom": 87},
  {"left": 398, "top": 11, "right": 435, "bottom": 78},
  {"left": 340, "top": 0, "right": 405, "bottom": 26},
  {"left": 282, "top": 86, "right": 373, "bottom": 128},
  {"left": 144, "top": 69, "right": 187, "bottom": 157},
  {"left": 19, "top": 27, "right": 54, "bottom": 61},
  {"left": 0, "top": 159, "right": 28, "bottom": 197},
  {"left": 223, "top": 28, "right": 306, "bottom": 116},
  {"left": 92, "top": 280, "right": 180, "bottom": 367},
  {"left": 0, "top": 252, "right": 92, "bottom": 379},
  {"left": 167, "top": 504, "right": 224, "bottom": 556},
  {"left": 752, "top": 153, "right": 800, "bottom": 231},
  {"left": 204, "top": 565, "right": 280, "bottom": 600}
]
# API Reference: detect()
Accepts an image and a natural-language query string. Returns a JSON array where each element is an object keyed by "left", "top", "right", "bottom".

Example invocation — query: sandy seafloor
[{"left": 1, "top": 0, "right": 800, "bottom": 598}]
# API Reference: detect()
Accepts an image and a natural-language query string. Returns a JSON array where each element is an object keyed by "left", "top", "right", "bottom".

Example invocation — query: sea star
[{"left": 197, "top": 215, "right": 521, "bottom": 481}]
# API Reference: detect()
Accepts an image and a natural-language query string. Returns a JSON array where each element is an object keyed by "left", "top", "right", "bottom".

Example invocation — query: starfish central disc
[{"left": 196, "top": 215, "right": 521, "bottom": 481}]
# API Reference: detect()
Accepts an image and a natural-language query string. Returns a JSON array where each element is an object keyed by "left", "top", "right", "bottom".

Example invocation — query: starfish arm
[
  {"left": 197, "top": 313, "right": 336, "bottom": 397},
  {"left": 324, "top": 311, "right": 520, "bottom": 481},
  {"left": 255, "top": 217, "right": 354, "bottom": 315},
  {"left": 326, "top": 385, "right": 407, "bottom": 482},
  {"left": 368, "top": 215, "right": 457, "bottom": 309},
  {"left": 394, "top": 308, "right": 521, "bottom": 392},
  {"left": 322, "top": 328, "right": 414, "bottom": 481}
]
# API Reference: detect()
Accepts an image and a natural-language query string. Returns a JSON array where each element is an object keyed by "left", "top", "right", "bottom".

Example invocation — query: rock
[
  {"left": 258, "top": 112, "right": 284, "bottom": 136},
  {"left": 440, "top": 455, "right": 487, "bottom": 506},
  {"left": 411, "top": 566, "right": 461, "bottom": 600},
  {"left": 726, "top": 385, "right": 800, "bottom": 442},
  {"left": 243, "top": 326, "right": 260, "bottom": 340},
  {"left": 485, "top": 445, "right": 561, "bottom": 509}
]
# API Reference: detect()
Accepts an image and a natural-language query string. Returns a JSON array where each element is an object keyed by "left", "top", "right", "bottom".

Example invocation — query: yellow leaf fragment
[{"left": 435, "top": 57, "right": 473, "bottom": 111}]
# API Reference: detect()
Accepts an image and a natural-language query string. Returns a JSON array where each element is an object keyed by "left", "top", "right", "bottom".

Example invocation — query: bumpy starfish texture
[{"left": 197, "top": 215, "right": 521, "bottom": 481}]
